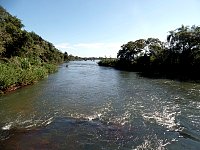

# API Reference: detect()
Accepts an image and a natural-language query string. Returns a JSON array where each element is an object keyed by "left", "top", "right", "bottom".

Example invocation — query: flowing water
[{"left": 0, "top": 61, "right": 200, "bottom": 149}]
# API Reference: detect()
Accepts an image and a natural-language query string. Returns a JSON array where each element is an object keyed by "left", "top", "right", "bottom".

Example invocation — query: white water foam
[
  {"left": 142, "top": 105, "right": 180, "bottom": 130},
  {"left": 1, "top": 116, "right": 54, "bottom": 130},
  {"left": 133, "top": 135, "right": 170, "bottom": 150},
  {"left": 108, "top": 110, "right": 131, "bottom": 126},
  {"left": 68, "top": 101, "right": 113, "bottom": 123},
  {"left": 2, "top": 123, "right": 12, "bottom": 130}
]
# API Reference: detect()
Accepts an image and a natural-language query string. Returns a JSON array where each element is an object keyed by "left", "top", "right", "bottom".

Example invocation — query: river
[{"left": 0, "top": 61, "right": 200, "bottom": 149}]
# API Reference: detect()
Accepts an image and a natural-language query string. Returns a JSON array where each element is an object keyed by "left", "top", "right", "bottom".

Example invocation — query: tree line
[
  {"left": 99, "top": 25, "right": 200, "bottom": 80},
  {"left": 0, "top": 6, "right": 71, "bottom": 94},
  {"left": 0, "top": 6, "right": 67, "bottom": 63}
]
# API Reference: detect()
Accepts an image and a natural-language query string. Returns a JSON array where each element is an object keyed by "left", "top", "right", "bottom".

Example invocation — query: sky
[{"left": 1, "top": 0, "right": 200, "bottom": 57}]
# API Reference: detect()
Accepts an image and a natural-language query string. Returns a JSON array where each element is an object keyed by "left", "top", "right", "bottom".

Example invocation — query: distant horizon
[{"left": 1, "top": 0, "right": 200, "bottom": 57}]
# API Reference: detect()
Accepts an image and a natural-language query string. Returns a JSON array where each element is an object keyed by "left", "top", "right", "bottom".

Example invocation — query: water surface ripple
[{"left": 0, "top": 61, "right": 200, "bottom": 149}]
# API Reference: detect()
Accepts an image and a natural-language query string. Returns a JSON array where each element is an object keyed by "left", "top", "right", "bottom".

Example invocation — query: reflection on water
[{"left": 0, "top": 61, "right": 200, "bottom": 149}]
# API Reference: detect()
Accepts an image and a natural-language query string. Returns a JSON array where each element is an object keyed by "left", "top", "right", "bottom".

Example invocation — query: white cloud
[
  {"left": 74, "top": 43, "right": 104, "bottom": 49},
  {"left": 55, "top": 42, "right": 124, "bottom": 57},
  {"left": 55, "top": 43, "right": 75, "bottom": 50}
]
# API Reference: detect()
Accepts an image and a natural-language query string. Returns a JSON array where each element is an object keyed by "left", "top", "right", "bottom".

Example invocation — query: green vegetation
[
  {"left": 98, "top": 58, "right": 117, "bottom": 67},
  {"left": 0, "top": 57, "right": 57, "bottom": 91},
  {"left": 98, "top": 25, "right": 200, "bottom": 80},
  {"left": 0, "top": 6, "right": 70, "bottom": 94}
]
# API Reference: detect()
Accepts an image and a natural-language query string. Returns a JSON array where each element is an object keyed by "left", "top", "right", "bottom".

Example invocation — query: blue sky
[{"left": 1, "top": 0, "right": 200, "bottom": 57}]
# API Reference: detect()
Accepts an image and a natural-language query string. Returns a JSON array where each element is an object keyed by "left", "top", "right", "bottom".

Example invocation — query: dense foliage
[
  {"left": 0, "top": 6, "right": 64, "bottom": 62},
  {"left": 99, "top": 25, "right": 200, "bottom": 80},
  {"left": 0, "top": 6, "right": 68, "bottom": 94}
]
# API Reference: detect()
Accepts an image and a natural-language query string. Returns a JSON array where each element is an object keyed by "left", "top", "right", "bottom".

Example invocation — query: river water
[{"left": 0, "top": 61, "right": 200, "bottom": 149}]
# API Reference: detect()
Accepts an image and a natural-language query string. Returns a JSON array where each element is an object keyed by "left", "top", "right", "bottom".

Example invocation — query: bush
[
  {"left": 0, "top": 57, "right": 58, "bottom": 94},
  {"left": 0, "top": 63, "right": 20, "bottom": 90},
  {"left": 42, "top": 63, "right": 58, "bottom": 73},
  {"left": 98, "top": 58, "right": 117, "bottom": 67}
]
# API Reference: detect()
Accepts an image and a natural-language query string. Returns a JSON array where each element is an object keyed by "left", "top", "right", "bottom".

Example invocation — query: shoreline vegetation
[
  {"left": 0, "top": 6, "right": 75, "bottom": 95},
  {"left": 0, "top": 6, "right": 103, "bottom": 95},
  {"left": 98, "top": 25, "right": 200, "bottom": 81},
  {"left": 1, "top": 6, "right": 200, "bottom": 95}
]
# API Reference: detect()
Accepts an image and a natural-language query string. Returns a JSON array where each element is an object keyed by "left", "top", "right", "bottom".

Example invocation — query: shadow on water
[
  {"left": 0, "top": 116, "right": 181, "bottom": 150},
  {"left": 137, "top": 72, "right": 200, "bottom": 83},
  {"left": 0, "top": 117, "right": 137, "bottom": 150}
]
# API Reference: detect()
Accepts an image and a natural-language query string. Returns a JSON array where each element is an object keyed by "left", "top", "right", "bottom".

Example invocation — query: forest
[
  {"left": 99, "top": 25, "right": 200, "bottom": 80},
  {"left": 0, "top": 6, "right": 69, "bottom": 94}
]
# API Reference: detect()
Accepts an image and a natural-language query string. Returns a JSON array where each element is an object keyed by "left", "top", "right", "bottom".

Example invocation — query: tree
[
  {"left": 166, "top": 25, "right": 200, "bottom": 68},
  {"left": 64, "top": 52, "right": 68, "bottom": 61},
  {"left": 117, "top": 39, "right": 146, "bottom": 62}
]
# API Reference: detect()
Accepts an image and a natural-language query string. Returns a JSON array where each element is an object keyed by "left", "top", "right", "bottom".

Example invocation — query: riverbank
[
  {"left": 98, "top": 59, "right": 200, "bottom": 82},
  {"left": 98, "top": 25, "right": 200, "bottom": 81},
  {"left": 0, "top": 57, "right": 58, "bottom": 95},
  {"left": 0, "top": 7, "right": 68, "bottom": 95}
]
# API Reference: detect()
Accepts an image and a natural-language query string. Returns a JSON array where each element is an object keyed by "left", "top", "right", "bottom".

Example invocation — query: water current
[{"left": 0, "top": 61, "right": 200, "bottom": 149}]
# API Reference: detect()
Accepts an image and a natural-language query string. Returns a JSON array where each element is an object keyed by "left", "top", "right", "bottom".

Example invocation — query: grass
[{"left": 0, "top": 57, "right": 58, "bottom": 94}]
